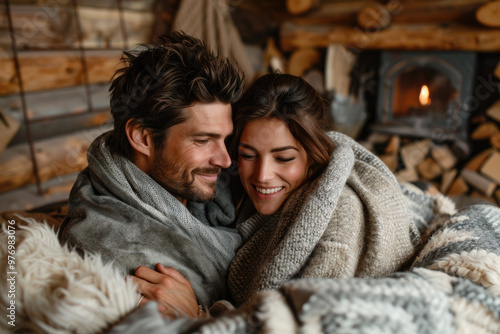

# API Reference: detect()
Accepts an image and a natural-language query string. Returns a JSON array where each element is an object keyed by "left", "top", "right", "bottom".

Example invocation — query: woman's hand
[{"left": 128, "top": 263, "right": 200, "bottom": 319}]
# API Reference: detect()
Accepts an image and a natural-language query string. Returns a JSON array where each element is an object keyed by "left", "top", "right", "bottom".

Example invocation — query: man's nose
[{"left": 211, "top": 142, "right": 232, "bottom": 169}]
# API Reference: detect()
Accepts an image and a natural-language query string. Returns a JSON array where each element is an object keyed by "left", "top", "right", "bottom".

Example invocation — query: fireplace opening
[{"left": 375, "top": 51, "right": 476, "bottom": 141}]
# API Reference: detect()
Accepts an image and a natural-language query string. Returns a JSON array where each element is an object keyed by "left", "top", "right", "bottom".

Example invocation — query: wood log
[
  {"left": 395, "top": 167, "right": 419, "bottom": 183},
  {"left": 470, "top": 122, "right": 500, "bottom": 140},
  {"left": 491, "top": 133, "right": 500, "bottom": 150},
  {"left": 480, "top": 151, "right": 500, "bottom": 185},
  {"left": 400, "top": 139, "right": 432, "bottom": 168},
  {"left": 289, "top": 0, "right": 489, "bottom": 26},
  {"left": 286, "top": 0, "right": 321, "bottom": 15},
  {"left": 0, "top": 126, "right": 111, "bottom": 193},
  {"left": 287, "top": 48, "right": 322, "bottom": 77},
  {"left": 379, "top": 154, "right": 398, "bottom": 173},
  {"left": 476, "top": 1, "right": 500, "bottom": 28},
  {"left": 495, "top": 188, "right": 500, "bottom": 206},
  {"left": 486, "top": 99, "right": 500, "bottom": 123},
  {"left": 385, "top": 135, "right": 400, "bottom": 155},
  {"left": 447, "top": 176, "right": 469, "bottom": 196},
  {"left": 441, "top": 168, "right": 458, "bottom": 194},
  {"left": 0, "top": 49, "right": 123, "bottom": 95},
  {"left": 465, "top": 148, "right": 493, "bottom": 171},
  {"left": 495, "top": 60, "right": 500, "bottom": 80},
  {"left": 431, "top": 145, "right": 457, "bottom": 171},
  {"left": 417, "top": 157, "right": 442, "bottom": 181},
  {"left": 461, "top": 169, "right": 496, "bottom": 197},
  {"left": 357, "top": 3, "right": 391, "bottom": 31},
  {"left": 280, "top": 22, "right": 500, "bottom": 51}
]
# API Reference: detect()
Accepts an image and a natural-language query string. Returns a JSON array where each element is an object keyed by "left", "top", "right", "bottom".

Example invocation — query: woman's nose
[{"left": 255, "top": 158, "right": 274, "bottom": 182}]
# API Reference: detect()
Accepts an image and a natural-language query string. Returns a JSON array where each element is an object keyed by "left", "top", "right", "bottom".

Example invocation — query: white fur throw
[{"left": 0, "top": 216, "right": 138, "bottom": 334}]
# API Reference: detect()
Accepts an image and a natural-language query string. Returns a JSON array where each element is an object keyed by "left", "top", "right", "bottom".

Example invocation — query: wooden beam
[
  {"left": 0, "top": 5, "right": 154, "bottom": 49},
  {"left": 0, "top": 0, "right": 155, "bottom": 11},
  {"left": 0, "top": 50, "right": 122, "bottom": 95},
  {"left": 280, "top": 22, "right": 500, "bottom": 51},
  {"left": 288, "top": 0, "right": 488, "bottom": 26}
]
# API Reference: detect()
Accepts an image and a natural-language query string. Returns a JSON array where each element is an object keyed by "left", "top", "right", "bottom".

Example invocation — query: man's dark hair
[{"left": 107, "top": 31, "right": 244, "bottom": 160}]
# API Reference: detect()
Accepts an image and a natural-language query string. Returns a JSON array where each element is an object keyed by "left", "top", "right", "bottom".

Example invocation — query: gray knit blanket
[
  {"left": 109, "top": 203, "right": 500, "bottom": 334},
  {"left": 58, "top": 132, "right": 242, "bottom": 307},
  {"left": 228, "top": 131, "right": 422, "bottom": 304}
]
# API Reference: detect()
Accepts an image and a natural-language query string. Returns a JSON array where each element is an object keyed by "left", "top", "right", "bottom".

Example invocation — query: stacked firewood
[{"left": 362, "top": 97, "right": 500, "bottom": 206}]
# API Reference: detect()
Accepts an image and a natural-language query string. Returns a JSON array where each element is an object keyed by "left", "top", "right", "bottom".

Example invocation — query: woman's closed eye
[
  {"left": 276, "top": 157, "right": 295, "bottom": 162},
  {"left": 239, "top": 152, "right": 256, "bottom": 160}
]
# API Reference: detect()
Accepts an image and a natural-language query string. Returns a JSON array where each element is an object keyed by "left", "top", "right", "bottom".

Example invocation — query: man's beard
[{"left": 150, "top": 154, "right": 220, "bottom": 203}]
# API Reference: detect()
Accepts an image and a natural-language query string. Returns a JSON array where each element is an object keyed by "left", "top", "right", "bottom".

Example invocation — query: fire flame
[{"left": 419, "top": 85, "right": 431, "bottom": 106}]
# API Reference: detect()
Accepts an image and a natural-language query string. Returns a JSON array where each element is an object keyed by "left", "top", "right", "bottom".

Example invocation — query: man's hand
[{"left": 129, "top": 263, "right": 200, "bottom": 319}]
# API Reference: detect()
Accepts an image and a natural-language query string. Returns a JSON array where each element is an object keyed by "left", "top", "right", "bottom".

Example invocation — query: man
[{"left": 58, "top": 31, "right": 244, "bottom": 310}]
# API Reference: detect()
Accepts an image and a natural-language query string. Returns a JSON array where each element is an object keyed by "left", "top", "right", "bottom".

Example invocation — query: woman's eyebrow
[
  {"left": 239, "top": 143, "right": 299, "bottom": 153},
  {"left": 271, "top": 146, "right": 299, "bottom": 153},
  {"left": 239, "top": 143, "right": 256, "bottom": 151}
]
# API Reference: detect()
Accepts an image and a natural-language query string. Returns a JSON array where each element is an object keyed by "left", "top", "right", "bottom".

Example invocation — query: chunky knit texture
[
  {"left": 228, "top": 131, "right": 421, "bottom": 305},
  {"left": 110, "top": 203, "right": 500, "bottom": 334},
  {"left": 58, "top": 132, "right": 242, "bottom": 307}
]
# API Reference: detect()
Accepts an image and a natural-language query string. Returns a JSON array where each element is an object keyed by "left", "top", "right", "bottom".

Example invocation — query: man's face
[{"left": 149, "top": 102, "right": 233, "bottom": 204}]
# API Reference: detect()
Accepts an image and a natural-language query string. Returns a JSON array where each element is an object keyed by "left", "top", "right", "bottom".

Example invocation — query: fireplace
[{"left": 374, "top": 51, "right": 476, "bottom": 142}]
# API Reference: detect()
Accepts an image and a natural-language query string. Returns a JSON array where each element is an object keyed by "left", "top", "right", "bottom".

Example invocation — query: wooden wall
[{"left": 0, "top": 0, "right": 157, "bottom": 210}]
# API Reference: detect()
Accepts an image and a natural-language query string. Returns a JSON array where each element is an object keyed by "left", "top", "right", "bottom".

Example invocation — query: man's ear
[{"left": 125, "top": 119, "right": 152, "bottom": 157}]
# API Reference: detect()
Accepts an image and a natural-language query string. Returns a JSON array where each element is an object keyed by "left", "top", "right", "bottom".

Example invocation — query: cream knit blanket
[{"left": 228, "top": 131, "right": 420, "bottom": 304}]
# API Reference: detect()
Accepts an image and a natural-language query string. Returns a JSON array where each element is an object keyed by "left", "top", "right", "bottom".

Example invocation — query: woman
[{"left": 226, "top": 73, "right": 426, "bottom": 305}]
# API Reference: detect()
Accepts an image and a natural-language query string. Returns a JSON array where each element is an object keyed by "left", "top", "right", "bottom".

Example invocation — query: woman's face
[{"left": 237, "top": 118, "right": 309, "bottom": 215}]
